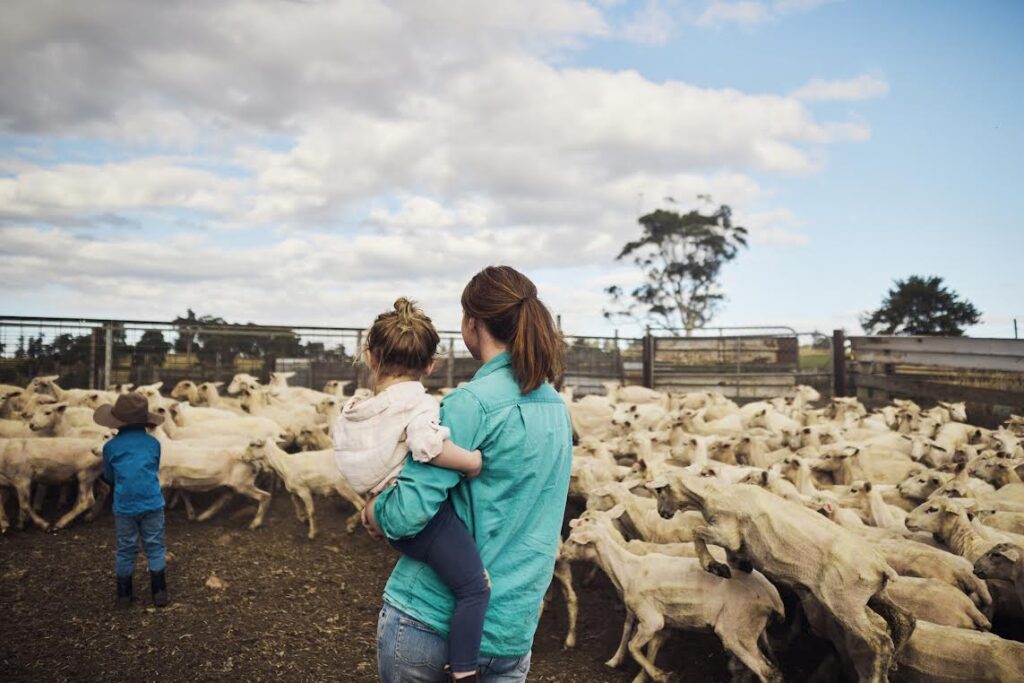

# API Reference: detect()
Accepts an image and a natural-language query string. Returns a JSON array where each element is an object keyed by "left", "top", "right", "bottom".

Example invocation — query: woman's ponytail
[{"left": 461, "top": 266, "right": 566, "bottom": 394}]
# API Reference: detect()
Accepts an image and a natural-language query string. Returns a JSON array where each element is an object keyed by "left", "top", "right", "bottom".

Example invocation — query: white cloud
[
  {"left": 792, "top": 74, "right": 890, "bottom": 102},
  {"left": 696, "top": 1, "right": 771, "bottom": 27},
  {"left": 0, "top": 0, "right": 879, "bottom": 333},
  {"left": 621, "top": 1, "right": 674, "bottom": 44}
]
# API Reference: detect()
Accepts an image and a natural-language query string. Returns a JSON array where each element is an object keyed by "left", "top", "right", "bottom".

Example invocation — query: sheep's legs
[
  {"left": 607, "top": 609, "right": 635, "bottom": 668},
  {"left": 291, "top": 493, "right": 307, "bottom": 521},
  {"left": 717, "top": 619, "right": 781, "bottom": 683},
  {"left": 84, "top": 479, "right": 110, "bottom": 521},
  {"left": 54, "top": 479, "right": 96, "bottom": 530},
  {"left": 238, "top": 483, "right": 271, "bottom": 530},
  {"left": 196, "top": 491, "right": 235, "bottom": 522},
  {"left": 296, "top": 489, "right": 317, "bottom": 539},
  {"left": 818, "top": 583, "right": 893, "bottom": 683},
  {"left": 694, "top": 527, "right": 732, "bottom": 578},
  {"left": 15, "top": 480, "right": 50, "bottom": 530},
  {"left": 552, "top": 559, "right": 578, "bottom": 649},
  {"left": 626, "top": 609, "right": 668, "bottom": 683}
]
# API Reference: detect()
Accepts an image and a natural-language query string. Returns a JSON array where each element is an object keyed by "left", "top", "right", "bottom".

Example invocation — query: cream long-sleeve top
[{"left": 332, "top": 380, "right": 450, "bottom": 496}]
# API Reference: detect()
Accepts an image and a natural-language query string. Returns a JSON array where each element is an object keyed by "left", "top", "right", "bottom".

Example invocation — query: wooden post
[
  {"left": 615, "top": 329, "right": 624, "bottom": 384},
  {"left": 89, "top": 327, "right": 97, "bottom": 390},
  {"left": 446, "top": 337, "right": 455, "bottom": 388},
  {"left": 355, "top": 330, "right": 364, "bottom": 389},
  {"left": 103, "top": 323, "right": 113, "bottom": 391},
  {"left": 642, "top": 327, "right": 654, "bottom": 389},
  {"left": 832, "top": 329, "right": 846, "bottom": 397}
]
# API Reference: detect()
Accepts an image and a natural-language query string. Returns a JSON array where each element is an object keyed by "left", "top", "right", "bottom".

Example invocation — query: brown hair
[
  {"left": 365, "top": 298, "right": 440, "bottom": 378},
  {"left": 461, "top": 265, "right": 565, "bottom": 394}
]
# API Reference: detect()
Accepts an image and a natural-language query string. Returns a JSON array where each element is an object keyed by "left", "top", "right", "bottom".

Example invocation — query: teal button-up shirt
[{"left": 374, "top": 352, "right": 573, "bottom": 657}]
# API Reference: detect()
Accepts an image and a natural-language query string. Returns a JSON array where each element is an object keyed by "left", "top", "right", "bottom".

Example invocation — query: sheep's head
[
  {"left": 974, "top": 543, "right": 1021, "bottom": 580},
  {"left": 898, "top": 471, "right": 947, "bottom": 500},
  {"left": 170, "top": 380, "right": 197, "bottom": 399},
  {"left": 28, "top": 402, "right": 68, "bottom": 431},
  {"left": 906, "top": 497, "right": 963, "bottom": 536}
]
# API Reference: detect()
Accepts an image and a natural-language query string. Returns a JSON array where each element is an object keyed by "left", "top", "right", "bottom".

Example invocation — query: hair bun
[{"left": 393, "top": 297, "right": 416, "bottom": 320}]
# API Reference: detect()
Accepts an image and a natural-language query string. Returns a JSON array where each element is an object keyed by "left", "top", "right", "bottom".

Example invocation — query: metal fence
[
  {"left": 0, "top": 316, "right": 637, "bottom": 396},
  {"left": 641, "top": 327, "right": 833, "bottom": 399},
  {"left": 846, "top": 335, "right": 1024, "bottom": 425}
]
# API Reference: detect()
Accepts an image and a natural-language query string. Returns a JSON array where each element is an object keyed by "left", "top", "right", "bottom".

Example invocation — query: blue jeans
[
  {"left": 389, "top": 500, "right": 490, "bottom": 672},
  {"left": 114, "top": 508, "right": 166, "bottom": 577},
  {"left": 377, "top": 602, "right": 531, "bottom": 682}
]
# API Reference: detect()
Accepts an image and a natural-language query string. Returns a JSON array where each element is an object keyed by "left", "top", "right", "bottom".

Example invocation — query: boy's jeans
[
  {"left": 115, "top": 508, "right": 166, "bottom": 577},
  {"left": 377, "top": 602, "right": 531, "bottom": 682}
]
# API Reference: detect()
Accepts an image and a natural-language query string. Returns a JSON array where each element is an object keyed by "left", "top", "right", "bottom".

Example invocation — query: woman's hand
[{"left": 361, "top": 495, "right": 384, "bottom": 540}]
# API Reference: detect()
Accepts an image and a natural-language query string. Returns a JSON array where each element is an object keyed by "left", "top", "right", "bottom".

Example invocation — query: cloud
[
  {"left": 696, "top": 1, "right": 771, "bottom": 27},
  {"left": 0, "top": 0, "right": 879, "bottom": 334},
  {"left": 695, "top": 0, "right": 838, "bottom": 27},
  {"left": 621, "top": 1, "right": 674, "bottom": 44},
  {"left": 792, "top": 74, "right": 890, "bottom": 102}
]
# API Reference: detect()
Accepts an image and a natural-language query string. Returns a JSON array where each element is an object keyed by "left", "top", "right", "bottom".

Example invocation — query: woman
[{"left": 364, "top": 265, "right": 573, "bottom": 682}]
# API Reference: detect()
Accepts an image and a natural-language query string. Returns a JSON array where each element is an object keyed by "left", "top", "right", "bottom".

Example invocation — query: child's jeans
[
  {"left": 115, "top": 508, "right": 166, "bottom": 577},
  {"left": 389, "top": 500, "right": 491, "bottom": 673}
]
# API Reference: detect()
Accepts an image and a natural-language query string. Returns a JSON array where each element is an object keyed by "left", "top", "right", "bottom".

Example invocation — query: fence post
[
  {"left": 89, "top": 327, "right": 97, "bottom": 390},
  {"left": 642, "top": 327, "right": 654, "bottom": 389},
  {"left": 832, "top": 329, "right": 846, "bottom": 397},
  {"left": 103, "top": 323, "right": 113, "bottom": 391},
  {"left": 615, "top": 330, "right": 624, "bottom": 384},
  {"left": 355, "top": 330, "right": 364, "bottom": 389},
  {"left": 446, "top": 337, "right": 455, "bottom": 388}
]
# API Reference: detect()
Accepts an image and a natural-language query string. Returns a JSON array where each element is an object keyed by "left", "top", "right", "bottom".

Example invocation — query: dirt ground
[{"left": 0, "top": 492, "right": 871, "bottom": 682}]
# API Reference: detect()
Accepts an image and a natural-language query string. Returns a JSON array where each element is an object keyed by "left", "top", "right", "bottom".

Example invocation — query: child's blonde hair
[{"left": 364, "top": 298, "right": 440, "bottom": 378}]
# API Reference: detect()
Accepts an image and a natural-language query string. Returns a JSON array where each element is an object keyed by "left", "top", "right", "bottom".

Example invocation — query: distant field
[{"left": 799, "top": 347, "right": 831, "bottom": 370}]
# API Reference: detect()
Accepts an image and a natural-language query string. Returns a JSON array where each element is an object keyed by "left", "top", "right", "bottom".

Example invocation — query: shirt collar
[{"left": 472, "top": 351, "right": 511, "bottom": 381}]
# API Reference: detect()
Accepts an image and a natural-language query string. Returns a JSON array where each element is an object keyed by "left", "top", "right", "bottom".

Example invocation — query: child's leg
[
  {"left": 114, "top": 514, "right": 141, "bottom": 577},
  {"left": 138, "top": 508, "right": 167, "bottom": 572},
  {"left": 391, "top": 501, "right": 491, "bottom": 674}
]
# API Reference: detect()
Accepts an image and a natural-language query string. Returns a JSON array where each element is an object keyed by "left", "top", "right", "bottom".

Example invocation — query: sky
[{"left": 1, "top": 0, "right": 1021, "bottom": 339}]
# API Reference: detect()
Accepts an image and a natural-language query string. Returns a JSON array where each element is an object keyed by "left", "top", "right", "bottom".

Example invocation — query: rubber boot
[
  {"left": 116, "top": 575, "right": 133, "bottom": 608},
  {"left": 150, "top": 569, "right": 169, "bottom": 607}
]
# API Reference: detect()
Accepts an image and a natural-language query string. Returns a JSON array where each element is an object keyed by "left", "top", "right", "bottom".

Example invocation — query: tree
[
  {"left": 604, "top": 198, "right": 748, "bottom": 335},
  {"left": 860, "top": 275, "right": 981, "bottom": 336}
]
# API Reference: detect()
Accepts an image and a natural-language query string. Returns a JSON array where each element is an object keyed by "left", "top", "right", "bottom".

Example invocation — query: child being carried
[{"left": 333, "top": 298, "right": 488, "bottom": 681}]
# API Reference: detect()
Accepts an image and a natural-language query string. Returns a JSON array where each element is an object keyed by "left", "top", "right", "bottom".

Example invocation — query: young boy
[{"left": 94, "top": 392, "right": 169, "bottom": 608}]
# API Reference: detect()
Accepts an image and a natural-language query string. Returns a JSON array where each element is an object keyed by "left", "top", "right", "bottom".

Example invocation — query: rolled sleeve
[
  {"left": 406, "top": 413, "right": 451, "bottom": 463},
  {"left": 374, "top": 389, "right": 485, "bottom": 540}
]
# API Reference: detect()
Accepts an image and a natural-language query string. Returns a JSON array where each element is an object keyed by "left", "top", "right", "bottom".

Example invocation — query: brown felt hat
[{"left": 93, "top": 392, "right": 163, "bottom": 429}]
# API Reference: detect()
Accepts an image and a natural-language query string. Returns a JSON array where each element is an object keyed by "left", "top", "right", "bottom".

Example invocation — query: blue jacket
[
  {"left": 102, "top": 425, "right": 164, "bottom": 516},
  {"left": 374, "top": 352, "right": 574, "bottom": 657}
]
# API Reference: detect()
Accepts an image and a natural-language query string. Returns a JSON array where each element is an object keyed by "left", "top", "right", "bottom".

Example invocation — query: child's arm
[
  {"left": 406, "top": 412, "right": 482, "bottom": 478},
  {"left": 431, "top": 439, "right": 482, "bottom": 479}
]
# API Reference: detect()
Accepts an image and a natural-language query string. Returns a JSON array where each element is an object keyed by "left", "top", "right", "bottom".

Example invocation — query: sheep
[
  {"left": 196, "top": 382, "right": 245, "bottom": 413},
  {"left": 650, "top": 473, "right": 915, "bottom": 683},
  {"left": 896, "top": 620, "right": 1024, "bottom": 683},
  {"left": 241, "top": 438, "right": 363, "bottom": 539},
  {"left": 973, "top": 543, "right": 1024, "bottom": 613},
  {"left": 562, "top": 506, "right": 784, "bottom": 683},
  {"left": 586, "top": 482, "right": 704, "bottom": 544},
  {"left": 157, "top": 438, "right": 271, "bottom": 529},
  {"left": 905, "top": 497, "right": 1018, "bottom": 564},
  {"left": 267, "top": 371, "right": 332, "bottom": 405},
  {"left": 226, "top": 373, "right": 262, "bottom": 395},
  {"left": 0, "top": 437, "right": 105, "bottom": 531},
  {"left": 27, "top": 403, "right": 110, "bottom": 438},
  {"left": 322, "top": 379, "right": 352, "bottom": 398},
  {"left": 885, "top": 576, "right": 990, "bottom": 630}
]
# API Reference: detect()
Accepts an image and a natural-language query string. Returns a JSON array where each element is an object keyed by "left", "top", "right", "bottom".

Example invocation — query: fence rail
[{"left": 846, "top": 335, "right": 1024, "bottom": 424}]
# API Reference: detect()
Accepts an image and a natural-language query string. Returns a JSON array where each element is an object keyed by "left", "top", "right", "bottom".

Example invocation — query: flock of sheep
[
  {"left": 559, "top": 382, "right": 1024, "bottom": 682},
  {"left": 3, "top": 373, "right": 1024, "bottom": 682}
]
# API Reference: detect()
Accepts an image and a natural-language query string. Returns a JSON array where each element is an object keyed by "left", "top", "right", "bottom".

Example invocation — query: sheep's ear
[
  {"left": 759, "top": 471, "right": 768, "bottom": 486},
  {"left": 568, "top": 517, "right": 584, "bottom": 529},
  {"left": 607, "top": 504, "right": 626, "bottom": 519},
  {"left": 645, "top": 476, "right": 668, "bottom": 490},
  {"left": 56, "top": 403, "right": 68, "bottom": 412},
  {"left": 862, "top": 481, "right": 872, "bottom": 492},
  {"left": 212, "top": 381, "right": 224, "bottom": 388},
  {"left": 999, "top": 545, "right": 1021, "bottom": 564},
  {"left": 822, "top": 502, "right": 835, "bottom": 515}
]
